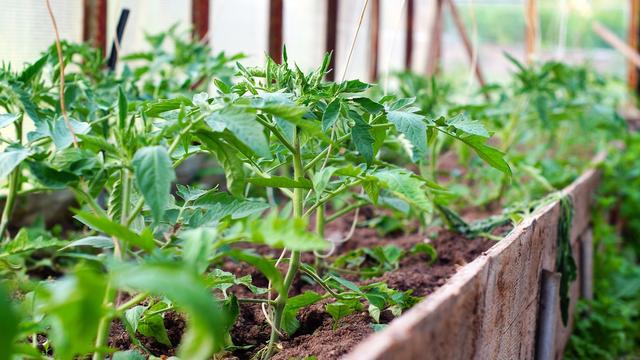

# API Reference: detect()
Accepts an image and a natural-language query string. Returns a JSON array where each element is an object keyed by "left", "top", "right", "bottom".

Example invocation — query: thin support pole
[
  {"left": 525, "top": 0, "right": 538, "bottom": 63},
  {"left": 426, "top": 0, "right": 444, "bottom": 75},
  {"left": 326, "top": 0, "right": 339, "bottom": 80},
  {"left": 191, "top": 0, "right": 210, "bottom": 41},
  {"left": 628, "top": 0, "right": 640, "bottom": 92},
  {"left": 404, "top": 0, "right": 414, "bottom": 70},
  {"left": 369, "top": 0, "right": 380, "bottom": 81},
  {"left": 269, "top": 0, "right": 284, "bottom": 63}
]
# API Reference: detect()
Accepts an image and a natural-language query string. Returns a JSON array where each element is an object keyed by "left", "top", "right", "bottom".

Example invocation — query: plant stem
[
  {"left": 0, "top": 167, "right": 20, "bottom": 241},
  {"left": 326, "top": 201, "right": 368, "bottom": 223},
  {"left": 0, "top": 118, "right": 23, "bottom": 241},
  {"left": 92, "top": 284, "right": 114, "bottom": 360},
  {"left": 264, "top": 128, "right": 305, "bottom": 359}
]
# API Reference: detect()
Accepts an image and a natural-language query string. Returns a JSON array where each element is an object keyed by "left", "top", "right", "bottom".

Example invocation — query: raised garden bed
[{"left": 346, "top": 158, "right": 602, "bottom": 360}]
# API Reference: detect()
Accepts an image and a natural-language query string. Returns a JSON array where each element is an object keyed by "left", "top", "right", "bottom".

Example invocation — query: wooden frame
[
  {"left": 191, "top": 0, "right": 210, "bottom": 41},
  {"left": 345, "top": 155, "right": 603, "bottom": 359},
  {"left": 82, "top": 0, "right": 107, "bottom": 54},
  {"left": 369, "top": 0, "right": 380, "bottom": 81},
  {"left": 269, "top": 0, "right": 284, "bottom": 63}
]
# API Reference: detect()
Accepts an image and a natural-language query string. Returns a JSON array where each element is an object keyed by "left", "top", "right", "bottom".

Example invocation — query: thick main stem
[{"left": 265, "top": 128, "right": 305, "bottom": 359}]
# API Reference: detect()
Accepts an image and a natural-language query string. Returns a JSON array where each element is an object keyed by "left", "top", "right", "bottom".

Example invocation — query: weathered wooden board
[{"left": 345, "top": 163, "right": 601, "bottom": 360}]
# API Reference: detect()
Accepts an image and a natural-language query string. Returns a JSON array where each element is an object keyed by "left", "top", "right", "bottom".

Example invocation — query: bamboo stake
[{"left": 525, "top": 0, "right": 538, "bottom": 63}]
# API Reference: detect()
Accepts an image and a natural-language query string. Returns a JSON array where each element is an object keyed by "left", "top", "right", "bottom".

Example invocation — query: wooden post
[
  {"left": 326, "top": 0, "right": 339, "bottom": 80},
  {"left": 580, "top": 229, "right": 593, "bottom": 301},
  {"left": 404, "top": 0, "right": 414, "bottom": 70},
  {"left": 535, "top": 270, "right": 561, "bottom": 360},
  {"left": 369, "top": 0, "right": 380, "bottom": 81},
  {"left": 426, "top": 0, "right": 444, "bottom": 75},
  {"left": 82, "top": 0, "right": 107, "bottom": 54},
  {"left": 629, "top": 0, "right": 640, "bottom": 92},
  {"left": 525, "top": 0, "right": 538, "bottom": 63},
  {"left": 446, "top": 0, "right": 486, "bottom": 88},
  {"left": 191, "top": 0, "right": 210, "bottom": 41},
  {"left": 269, "top": 0, "right": 284, "bottom": 63}
]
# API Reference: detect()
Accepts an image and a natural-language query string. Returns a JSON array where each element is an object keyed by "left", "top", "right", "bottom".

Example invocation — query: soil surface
[{"left": 108, "top": 207, "right": 509, "bottom": 360}]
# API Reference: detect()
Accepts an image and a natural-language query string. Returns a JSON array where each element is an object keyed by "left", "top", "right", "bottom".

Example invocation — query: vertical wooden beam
[
  {"left": 269, "top": 0, "right": 284, "bottom": 63},
  {"left": 628, "top": 0, "right": 640, "bottom": 92},
  {"left": 192, "top": 0, "right": 210, "bottom": 41},
  {"left": 369, "top": 0, "right": 380, "bottom": 81},
  {"left": 326, "top": 0, "right": 339, "bottom": 80},
  {"left": 426, "top": 0, "right": 444, "bottom": 75},
  {"left": 83, "top": 0, "right": 107, "bottom": 54},
  {"left": 525, "top": 0, "right": 538, "bottom": 63},
  {"left": 446, "top": 0, "right": 486, "bottom": 88},
  {"left": 404, "top": 0, "right": 414, "bottom": 70}
]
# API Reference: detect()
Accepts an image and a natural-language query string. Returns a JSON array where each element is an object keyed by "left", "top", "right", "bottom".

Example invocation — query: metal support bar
[
  {"left": 535, "top": 270, "right": 561, "bottom": 360},
  {"left": 107, "top": 8, "right": 130, "bottom": 71}
]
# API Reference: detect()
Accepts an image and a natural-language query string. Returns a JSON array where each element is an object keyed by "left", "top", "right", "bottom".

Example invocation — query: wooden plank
[
  {"left": 269, "top": 0, "right": 284, "bottom": 63},
  {"left": 345, "top": 156, "right": 603, "bottom": 360},
  {"left": 426, "top": 0, "right": 444, "bottom": 75},
  {"left": 525, "top": 0, "right": 537, "bottom": 62},
  {"left": 404, "top": 0, "right": 414, "bottom": 70},
  {"left": 325, "top": 0, "right": 339, "bottom": 80},
  {"left": 445, "top": 0, "right": 487, "bottom": 88},
  {"left": 82, "top": 0, "right": 107, "bottom": 54},
  {"left": 191, "top": 0, "right": 210, "bottom": 41},
  {"left": 369, "top": 0, "right": 381, "bottom": 82},
  {"left": 593, "top": 21, "right": 640, "bottom": 70}
]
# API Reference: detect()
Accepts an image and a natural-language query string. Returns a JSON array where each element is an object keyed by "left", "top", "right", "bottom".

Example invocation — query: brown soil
[{"left": 107, "top": 207, "right": 509, "bottom": 360}]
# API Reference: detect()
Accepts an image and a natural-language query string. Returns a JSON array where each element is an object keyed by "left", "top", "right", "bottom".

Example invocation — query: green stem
[
  {"left": 0, "top": 118, "right": 23, "bottom": 241},
  {"left": 0, "top": 166, "right": 20, "bottom": 241},
  {"left": 264, "top": 128, "right": 305, "bottom": 359},
  {"left": 326, "top": 201, "right": 368, "bottom": 223},
  {"left": 92, "top": 284, "right": 114, "bottom": 360}
]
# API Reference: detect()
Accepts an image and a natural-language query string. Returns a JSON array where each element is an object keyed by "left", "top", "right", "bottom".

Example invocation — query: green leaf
[
  {"left": 50, "top": 117, "right": 91, "bottom": 150},
  {"left": 0, "top": 113, "right": 18, "bottom": 129},
  {"left": 112, "top": 350, "right": 146, "bottom": 360},
  {"left": 197, "top": 131, "right": 246, "bottom": 197},
  {"left": 0, "top": 148, "right": 29, "bottom": 180},
  {"left": 144, "top": 97, "right": 193, "bottom": 117},
  {"left": 1, "top": 228, "right": 66, "bottom": 255},
  {"left": 17, "top": 53, "right": 48, "bottom": 83},
  {"left": 387, "top": 110, "right": 427, "bottom": 162},
  {"left": 0, "top": 283, "right": 20, "bottom": 360},
  {"left": 59, "top": 236, "right": 114, "bottom": 251},
  {"left": 27, "top": 161, "right": 78, "bottom": 189},
  {"left": 112, "top": 262, "right": 229, "bottom": 357},
  {"left": 351, "top": 97, "right": 384, "bottom": 114},
  {"left": 189, "top": 192, "right": 270, "bottom": 226},
  {"left": 350, "top": 112, "right": 374, "bottom": 165},
  {"left": 249, "top": 212, "right": 329, "bottom": 251},
  {"left": 180, "top": 228, "right": 217, "bottom": 274},
  {"left": 247, "top": 176, "right": 312, "bottom": 189},
  {"left": 411, "top": 243, "right": 438, "bottom": 265},
  {"left": 312, "top": 166, "right": 337, "bottom": 201},
  {"left": 447, "top": 113, "right": 489, "bottom": 138},
  {"left": 227, "top": 249, "right": 285, "bottom": 295},
  {"left": 118, "top": 86, "right": 128, "bottom": 131},
  {"left": 138, "top": 302, "right": 172, "bottom": 346},
  {"left": 458, "top": 135, "right": 511, "bottom": 176},
  {"left": 206, "top": 108, "right": 270, "bottom": 159},
  {"left": 373, "top": 169, "right": 433, "bottom": 214},
  {"left": 281, "top": 291, "right": 324, "bottom": 336},
  {"left": 132, "top": 146, "right": 176, "bottom": 224},
  {"left": 74, "top": 210, "right": 155, "bottom": 252},
  {"left": 326, "top": 299, "right": 362, "bottom": 326},
  {"left": 36, "top": 266, "right": 108, "bottom": 360},
  {"left": 322, "top": 99, "right": 341, "bottom": 132}
]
